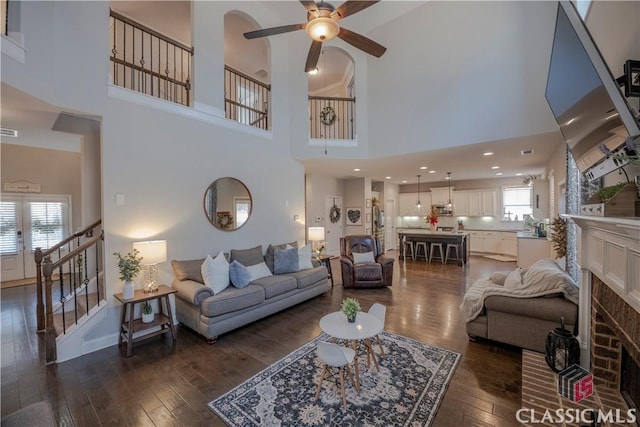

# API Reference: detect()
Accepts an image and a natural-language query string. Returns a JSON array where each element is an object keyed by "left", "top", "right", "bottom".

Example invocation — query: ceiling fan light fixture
[
  {"left": 307, "top": 67, "right": 319, "bottom": 75},
  {"left": 306, "top": 17, "right": 339, "bottom": 42}
]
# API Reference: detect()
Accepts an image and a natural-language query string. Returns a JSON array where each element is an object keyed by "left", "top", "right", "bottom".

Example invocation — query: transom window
[{"left": 502, "top": 186, "right": 532, "bottom": 221}]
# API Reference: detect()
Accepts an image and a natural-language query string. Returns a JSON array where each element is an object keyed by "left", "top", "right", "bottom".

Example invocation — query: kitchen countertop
[{"left": 516, "top": 231, "right": 549, "bottom": 240}]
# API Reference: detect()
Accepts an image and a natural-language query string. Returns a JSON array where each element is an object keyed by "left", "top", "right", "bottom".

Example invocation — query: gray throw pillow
[
  {"left": 229, "top": 260, "right": 252, "bottom": 288},
  {"left": 230, "top": 245, "right": 263, "bottom": 267},
  {"left": 171, "top": 259, "right": 205, "bottom": 283},
  {"left": 266, "top": 241, "right": 298, "bottom": 273},
  {"left": 274, "top": 247, "right": 299, "bottom": 274}
]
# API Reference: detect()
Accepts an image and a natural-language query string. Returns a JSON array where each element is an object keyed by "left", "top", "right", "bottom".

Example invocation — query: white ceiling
[{"left": 2, "top": 0, "right": 569, "bottom": 186}]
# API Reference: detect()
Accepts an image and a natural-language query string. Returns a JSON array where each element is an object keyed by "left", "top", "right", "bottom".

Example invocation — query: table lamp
[
  {"left": 133, "top": 240, "right": 167, "bottom": 293},
  {"left": 308, "top": 226, "right": 325, "bottom": 255}
]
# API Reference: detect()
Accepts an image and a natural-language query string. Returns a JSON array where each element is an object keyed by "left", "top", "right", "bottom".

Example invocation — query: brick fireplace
[{"left": 590, "top": 275, "right": 640, "bottom": 408}]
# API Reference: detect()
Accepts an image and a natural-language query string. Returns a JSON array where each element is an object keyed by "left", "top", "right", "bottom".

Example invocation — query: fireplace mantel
[{"left": 563, "top": 214, "right": 640, "bottom": 367}]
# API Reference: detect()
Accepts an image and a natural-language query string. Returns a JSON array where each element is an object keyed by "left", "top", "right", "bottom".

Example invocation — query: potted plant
[
  {"left": 341, "top": 297, "right": 361, "bottom": 323},
  {"left": 142, "top": 301, "right": 154, "bottom": 323},
  {"left": 113, "top": 248, "right": 143, "bottom": 300}
]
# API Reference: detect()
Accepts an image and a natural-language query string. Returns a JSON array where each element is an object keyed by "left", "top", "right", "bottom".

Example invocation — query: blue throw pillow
[
  {"left": 274, "top": 247, "right": 299, "bottom": 274},
  {"left": 229, "top": 260, "right": 252, "bottom": 288}
]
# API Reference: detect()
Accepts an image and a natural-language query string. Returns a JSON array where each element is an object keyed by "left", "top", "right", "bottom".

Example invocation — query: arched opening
[
  {"left": 307, "top": 47, "right": 355, "bottom": 140},
  {"left": 224, "top": 11, "right": 271, "bottom": 130}
]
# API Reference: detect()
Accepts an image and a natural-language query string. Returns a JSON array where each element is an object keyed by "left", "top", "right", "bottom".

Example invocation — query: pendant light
[
  {"left": 416, "top": 174, "right": 422, "bottom": 211},
  {"left": 446, "top": 172, "right": 454, "bottom": 213}
]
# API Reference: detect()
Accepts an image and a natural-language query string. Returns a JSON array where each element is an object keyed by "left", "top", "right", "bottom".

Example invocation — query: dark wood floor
[{"left": 1, "top": 253, "right": 524, "bottom": 426}]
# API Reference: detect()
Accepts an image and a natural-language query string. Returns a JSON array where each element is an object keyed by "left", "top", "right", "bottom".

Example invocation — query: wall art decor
[{"left": 346, "top": 207, "right": 362, "bottom": 225}]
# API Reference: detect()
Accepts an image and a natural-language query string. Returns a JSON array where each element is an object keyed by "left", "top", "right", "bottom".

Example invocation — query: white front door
[
  {"left": 0, "top": 194, "right": 71, "bottom": 282},
  {"left": 325, "top": 196, "right": 343, "bottom": 257}
]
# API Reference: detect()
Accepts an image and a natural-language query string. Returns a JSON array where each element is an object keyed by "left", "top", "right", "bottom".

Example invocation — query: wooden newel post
[
  {"left": 42, "top": 256, "right": 57, "bottom": 364},
  {"left": 34, "top": 248, "right": 45, "bottom": 333}
]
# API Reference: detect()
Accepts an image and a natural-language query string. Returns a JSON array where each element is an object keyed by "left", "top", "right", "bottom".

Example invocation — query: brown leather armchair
[{"left": 340, "top": 235, "right": 394, "bottom": 288}]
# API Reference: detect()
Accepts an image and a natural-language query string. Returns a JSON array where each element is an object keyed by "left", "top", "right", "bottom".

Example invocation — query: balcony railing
[
  {"left": 109, "top": 10, "right": 193, "bottom": 106},
  {"left": 224, "top": 66, "right": 270, "bottom": 131},
  {"left": 2, "top": 0, "right": 9, "bottom": 35},
  {"left": 309, "top": 96, "right": 355, "bottom": 140}
]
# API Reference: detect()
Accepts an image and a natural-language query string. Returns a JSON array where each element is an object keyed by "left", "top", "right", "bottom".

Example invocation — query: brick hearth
[{"left": 521, "top": 351, "right": 631, "bottom": 427}]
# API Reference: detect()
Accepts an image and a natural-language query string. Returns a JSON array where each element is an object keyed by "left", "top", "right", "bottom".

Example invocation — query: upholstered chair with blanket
[{"left": 340, "top": 235, "right": 394, "bottom": 288}]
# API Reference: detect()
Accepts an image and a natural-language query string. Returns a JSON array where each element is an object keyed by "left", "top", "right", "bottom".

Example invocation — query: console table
[{"left": 114, "top": 284, "right": 177, "bottom": 357}]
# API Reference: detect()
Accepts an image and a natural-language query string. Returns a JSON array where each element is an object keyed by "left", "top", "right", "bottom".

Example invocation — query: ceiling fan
[{"left": 243, "top": 1, "right": 387, "bottom": 72}]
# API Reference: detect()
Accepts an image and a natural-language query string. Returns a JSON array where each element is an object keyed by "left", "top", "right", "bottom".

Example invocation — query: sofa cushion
[
  {"left": 288, "top": 266, "right": 327, "bottom": 289},
  {"left": 522, "top": 258, "right": 575, "bottom": 289},
  {"left": 171, "top": 258, "right": 205, "bottom": 283},
  {"left": 353, "top": 251, "right": 375, "bottom": 264},
  {"left": 265, "top": 241, "right": 298, "bottom": 273},
  {"left": 354, "top": 263, "right": 382, "bottom": 281},
  {"left": 200, "top": 285, "right": 265, "bottom": 317},
  {"left": 504, "top": 268, "right": 523, "bottom": 289},
  {"left": 298, "top": 243, "right": 314, "bottom": 270},
  {"left": 201, "top": 252, "right": 229, "bottom": 295},
  {"left": 489, "top": 271, "right": 509, "bottom": 285},
  {"left": 251, "top": 275, "right": 297, "bottom": 299},
  {"left": 229, "top": 261, "right": 252, "bottom": 288},
  {"left": 274, "top": 247, "right": 299, "bottom": 274},
  {"left": 230, "top": 245, "right": 264, "bottom": 267}
]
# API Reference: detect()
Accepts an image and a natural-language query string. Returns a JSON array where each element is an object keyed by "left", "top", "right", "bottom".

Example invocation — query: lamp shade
[
  {"left": 308, "top": 227, "right": 325, "bottom": 241},
  {"left": 133, "top": 240, "right": 167, "bottom": 265},
  {"left": 306, "top": 17, "right": 340, "bottom": 41}
]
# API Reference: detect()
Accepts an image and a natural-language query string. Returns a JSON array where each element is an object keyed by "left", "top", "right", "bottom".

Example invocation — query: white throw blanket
[{"left": 460, "top": 259, "right": 579, "bottom": 323}]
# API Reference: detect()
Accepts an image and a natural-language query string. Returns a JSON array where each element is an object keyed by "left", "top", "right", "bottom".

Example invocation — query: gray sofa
[
  {"left": 463, "top": 258, "right": 579, "bottom": 353},
  {"left": 171, "top": 243, "right": 328, "bottom": 343}
]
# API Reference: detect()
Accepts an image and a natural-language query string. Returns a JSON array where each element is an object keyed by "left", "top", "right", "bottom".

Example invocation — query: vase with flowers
[
  {"left": 426, "top": 207, "right": 439, "bottom": 232},
  {"left": 114, "top": 249, "right": 143, "bottom": 300}
]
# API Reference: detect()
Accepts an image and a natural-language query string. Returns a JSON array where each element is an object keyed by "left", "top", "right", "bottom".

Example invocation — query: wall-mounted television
[{"left": 545, "top": 1, "right": 640, "bottom": 181}]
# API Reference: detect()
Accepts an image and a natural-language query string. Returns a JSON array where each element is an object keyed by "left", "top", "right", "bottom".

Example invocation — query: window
[
  {"left": 0, "top": 201, "right": 18, "bottom": 254},
  {"left": 234, "top": 197, "right": 250, "bottom": 228},
  {"left": 28, "top": 201, "right": 67, "bottom": 251},
  {"left": 502, "top": 186, "right": 532, "bottom": 221}
]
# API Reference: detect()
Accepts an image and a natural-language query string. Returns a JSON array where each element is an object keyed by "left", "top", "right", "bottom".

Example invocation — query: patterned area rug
[{"left": 208, "top": 331, "right": 460, "bottom": 426}]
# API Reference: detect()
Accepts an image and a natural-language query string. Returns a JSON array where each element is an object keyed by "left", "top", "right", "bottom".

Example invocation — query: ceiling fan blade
[
  {"left": 299, "top": 0, "right": 319, "bottom": 15},
  {"left": 331, "top": 1, "right": 379, "bottom": 21},
  {"left": 338, "top": 27, "right": 386, "bottom": 57},
  {"left": 305, "top": 40, "right": 323, "bottom": 73},
  {"left": 244, "top": 23, "right": 306, "bottom": 40}
]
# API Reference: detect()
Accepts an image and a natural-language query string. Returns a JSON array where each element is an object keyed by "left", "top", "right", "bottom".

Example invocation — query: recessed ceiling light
[
  {"left": 402, "top": 180, "right": 407, "bottom": 183},
  {"left": 420, "top": 166, "right": 427, "bottom": 170},
  {"left": 491, "top": 166, "right": 500, "bottom": 169},
  {"left": 385, "top": 176, "right": 391, "bottom": 179},
  {"left": 483, "top": 152, "right": 494, "bottom": 156},
  {"left": 496, "top": 172, "right": 503, "bottom": 176},
  {"left": 516, "top": 173, "right": 523, "bottom": 176},
  {"left": 353, "top": 168, "right": 360, "bottom": 172},
  {"left": 428, "top": 170, "right": 436, "bottom": 174}
]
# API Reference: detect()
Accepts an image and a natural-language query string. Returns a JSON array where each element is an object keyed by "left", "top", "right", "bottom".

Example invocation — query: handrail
[
  {"left": 224, "top": 65, "right": 271, "bottom": 90},
  {"left": 224, "top": 66, "right": 271, "bottom": 131},
  {"left": 109, "top": 9, "right": 193, "bottom": 53},
  {"left": 35, "top": 220, "right": 102, "bottom": 333},
  {"left": 42, "top": 229, "right": 104, "bottom": 364}
]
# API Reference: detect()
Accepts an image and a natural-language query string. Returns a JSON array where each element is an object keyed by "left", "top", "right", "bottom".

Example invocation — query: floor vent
[{"left": 0, "top": 128, "right": 18, "bottom": 137}]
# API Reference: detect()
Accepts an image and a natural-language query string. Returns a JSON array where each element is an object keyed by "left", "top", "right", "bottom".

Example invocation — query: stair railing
[{"left": 35, "top": 220, "right": 103, "bottom": 364}]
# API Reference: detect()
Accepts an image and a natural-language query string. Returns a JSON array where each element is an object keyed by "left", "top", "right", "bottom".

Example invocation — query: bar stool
[
  {"left": 415, "top": 241, "right": 428, "bottom": 262},
  {"left": 445, "top": 243, "right": 459, "bottom": 264},
  {"left": 403, "top": 237, "right": 415, "bottom": 261},
  {"left": 429, "top": 242, "right": 445, "bottom": 264}
]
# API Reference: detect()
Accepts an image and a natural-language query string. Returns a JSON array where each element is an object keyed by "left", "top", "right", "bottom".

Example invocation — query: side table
[
  {"left": 317, "top": 255, "right": 334, "bottom": 286},
  {"left": 113, "top": 284, "right": 177, "bottom": 357}
]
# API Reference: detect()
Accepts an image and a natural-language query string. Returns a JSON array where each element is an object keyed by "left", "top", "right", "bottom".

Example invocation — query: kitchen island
[{"left": 397, "top": 229, "right": 469, "bottom": 266}]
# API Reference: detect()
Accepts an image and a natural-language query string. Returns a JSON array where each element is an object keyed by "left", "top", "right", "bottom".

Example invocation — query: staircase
[{"left": 35, "top": 220, "right": 105, "bottom": 364}]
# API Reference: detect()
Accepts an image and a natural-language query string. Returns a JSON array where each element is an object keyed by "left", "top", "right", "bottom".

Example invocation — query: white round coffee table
[{"left": 319, "top": 311, "right": 383, "bottom": 392}]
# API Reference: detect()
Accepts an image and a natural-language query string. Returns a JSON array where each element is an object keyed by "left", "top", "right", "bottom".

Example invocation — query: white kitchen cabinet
[
  {"left": 398, "top": 193, "right": 431, "bottom": 216},
  {"left": 430, "top": 187, "right": 452, "bottom": 205},
  {"left": 469, "top": 232, "right": 483, "bottom": 253},
  {"left": 482, "top": 232, "right": 501, "bottom": 253},
  {"left": 517, "top": 235, "right": 552, "bottom": 268},
  {"left": 458, "top": 190, "right": 496, "bottom": 216},
  {"left": 501, "top": 232, "right": 518, "bottom": 257}
]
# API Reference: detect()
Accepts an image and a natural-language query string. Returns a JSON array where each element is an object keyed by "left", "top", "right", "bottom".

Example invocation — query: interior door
[
  {"left": 0, "top": 196, "right": 25, "bottom": 281},
  {"left": 0, "top": 194, "right": 71, "bottom": 282},
  {"left": 324, "top": 196, "right": 343, "bottom": 257}
]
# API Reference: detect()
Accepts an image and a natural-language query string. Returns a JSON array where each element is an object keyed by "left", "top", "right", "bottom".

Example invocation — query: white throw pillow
[
  {"left": 298, "top": 244, "right": 314, "bottom": 270},
  {"left": 504, "top": 268, "right": 523, "bottom": 289},
  {"left": 353, "top": 251, "right": 375, "bottom": 264},
  {"left": 201, "top": 251, "right": 229, "bottom": 295},
  {"left": 246, "top": 262, "right": 273, "bottom": 281}
]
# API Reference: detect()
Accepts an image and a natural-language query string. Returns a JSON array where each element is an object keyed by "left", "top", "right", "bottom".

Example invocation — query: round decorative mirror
[{"left": 203, "top": 177, "right": 252, "bottom": 231}]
